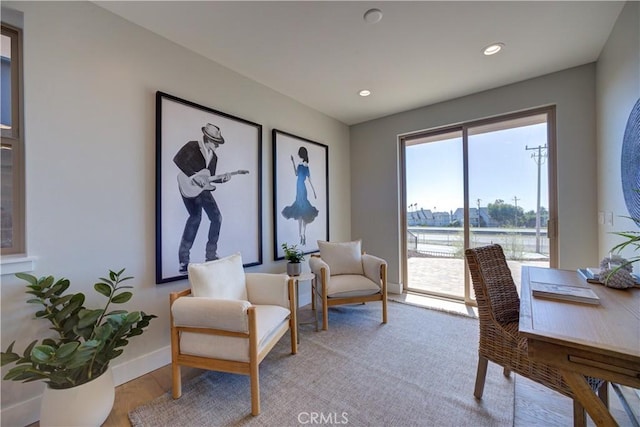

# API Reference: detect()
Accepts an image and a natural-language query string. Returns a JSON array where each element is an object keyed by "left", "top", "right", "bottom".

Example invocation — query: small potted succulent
[{"left": 282, "top": 243, "right": 305, "bottom": 276}]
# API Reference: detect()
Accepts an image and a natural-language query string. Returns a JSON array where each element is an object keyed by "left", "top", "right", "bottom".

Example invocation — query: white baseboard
[
  {"left": 1, "top": 346, "right": 172, "bottom": 427},
  {"left": 1, "top": 394, "right": 41, "bottom": 427},
  {"left": 387, "top": 281, "right": 403, "bottom": 294},
  {"left": 112, "top": 345, "right": 171, "bottom": 386}
]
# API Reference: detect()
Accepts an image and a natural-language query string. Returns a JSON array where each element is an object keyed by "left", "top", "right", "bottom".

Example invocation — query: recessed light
[
  {"left": 363, "top": 8, "right": 383, "bottom": 24},
  {"left": 359, "top": 89, "right": 371, "bottom": 97},
  {"left": 483, "top": 43, "right": 505, "bottom": 56}
]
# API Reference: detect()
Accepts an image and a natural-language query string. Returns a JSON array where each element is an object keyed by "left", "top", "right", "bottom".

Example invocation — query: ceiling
[{"left": 95, "top": 1, "right": 624, "bottom": 126}]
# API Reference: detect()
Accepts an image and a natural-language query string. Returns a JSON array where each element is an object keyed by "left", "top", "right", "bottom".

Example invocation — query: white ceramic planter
[{"left": 40, "top": 367, "right": 115, "bottom": 427}]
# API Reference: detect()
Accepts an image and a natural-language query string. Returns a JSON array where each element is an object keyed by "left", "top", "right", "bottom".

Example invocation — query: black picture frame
[
  {"left": 272, "top": 129, "right": 329, "bottom": 260},
  {"left": 156, "top": 91, "right": 262, "bottom": 283}
]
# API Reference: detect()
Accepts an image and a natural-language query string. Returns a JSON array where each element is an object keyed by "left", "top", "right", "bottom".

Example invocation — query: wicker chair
[{"left": 464, "top": 244, "right": 607, "bottom": 427}]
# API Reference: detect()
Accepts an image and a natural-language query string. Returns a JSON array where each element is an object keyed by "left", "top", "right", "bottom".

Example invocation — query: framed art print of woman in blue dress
[
  {"left": 273, "top": 128, "right": 328, "bottom": 260},
  {"left": 281, "top": 146, "right": 318, "bottom": 246}
]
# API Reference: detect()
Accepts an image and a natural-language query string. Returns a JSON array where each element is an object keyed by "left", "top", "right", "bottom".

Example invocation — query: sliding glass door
[
  {"left": 405, "top": 130, "right": 465, "bottom": 299},
  {"left": 402, "top": 108, "right": 556, "bottom": 303}
]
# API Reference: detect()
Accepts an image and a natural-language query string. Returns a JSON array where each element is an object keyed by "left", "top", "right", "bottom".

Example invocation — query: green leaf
[
  {"left": 43, "top": 282, "right": 62, "bottom": 299},
  {"left": 77, "top": 309, "right": 102, "bottom": 329},
  {"left": 55, "top": 342, "right": 80, "bottom": 360},
  {"left": 49, "top": 294, "right": 74, "bottom": 307},
  {"left": 23, "top": 341, "right": 37, "bottom": 359},
  {"left": 15, "top": 272, "right": 38, "bottom": 286},
  {"left": 125, "top": 311, "right": 141, "bottom": 323},
  {"left": 52, "top": 279, "right": 70, "bottom": 295},
  {"left": 54, "top": 297, "right": 84, "bottom": 324},
  {"left": 26, "top": 298, "right": 44, "bottom": 305},
  {"left": 111, "top": 292, "right": 132, "bottom": 304},
  {"left": 40, "top": 276, "right": 55, "bottom": 290},
  {"left": 3, "top": 365, "right": 33, "bottom": 381},
  {"left": 3, "top": 341, "right": 16, "bottom": 353},
  {"left": 65, "top": 353, "right": 95, "bottom": 370},
  {"left": 94, "top": 282, "right": 112, "bottom": 298},
  {"left": 128, "top": 328, "right": 143, "bottom": 337},
  {"left": 97, "top": 277, "right": 114, "bottom": 287},
  {"left": 31, "top": 345, "right": 56, "bottom": 363},
  {"left": 1, "top": 352, "right": 20, "bottom": 366},
  {"left": 94, "top": 323, "right": 114, "bottom": 341}
]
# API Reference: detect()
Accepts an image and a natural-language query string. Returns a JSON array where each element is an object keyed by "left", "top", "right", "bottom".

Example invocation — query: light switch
[
  {"left": 598, "top": 211, "right": 605, "bottom": 225},
  {"left": 605, "top": 212, "right": 614, "bottom": 226}
]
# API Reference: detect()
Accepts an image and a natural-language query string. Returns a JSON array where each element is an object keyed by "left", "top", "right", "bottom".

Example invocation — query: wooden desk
[{"left": 520, "top": 266, "right": 640, "bottom": 426}]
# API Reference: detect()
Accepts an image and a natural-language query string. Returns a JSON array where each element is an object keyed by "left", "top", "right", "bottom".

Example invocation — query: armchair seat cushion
[
  {"left": 326, "top": 275, "right": 381, "bottom": 298},
  {"left": 180, "top": 304, "right": 290, "bottom": 362}
]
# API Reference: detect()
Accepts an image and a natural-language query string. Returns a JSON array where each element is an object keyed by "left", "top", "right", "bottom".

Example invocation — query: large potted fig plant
[{"left": 1, "top": 268, "right": 156, "bottom": 426}]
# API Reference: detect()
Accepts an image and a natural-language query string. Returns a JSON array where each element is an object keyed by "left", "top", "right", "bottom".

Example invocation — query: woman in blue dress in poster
[{"left": 282, "top": 146, "right": 318, "bottom": 246}]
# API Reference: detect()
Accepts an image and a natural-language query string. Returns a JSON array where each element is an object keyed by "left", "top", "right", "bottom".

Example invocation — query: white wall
[
  {"left": 0, "top": 2, "right": 350, "bottom": 425},
  {"left": 596, "top": 1, "right": 640, "bottom": 271},
  {"left": 350, "top": 64, "right": 600, "bottom": 285}
]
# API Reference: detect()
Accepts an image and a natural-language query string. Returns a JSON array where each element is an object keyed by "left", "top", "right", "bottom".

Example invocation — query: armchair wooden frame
[
  {"left": 311, "top": 253, "right": 388, "bottom": 331},
  {"left": 169, "top": 280, "right": 298, "bottom": 416}
]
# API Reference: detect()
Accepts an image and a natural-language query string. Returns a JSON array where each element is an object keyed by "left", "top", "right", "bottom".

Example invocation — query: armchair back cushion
[
  {"left": 317, "top": 240, "right": 364, "bottom": 275},
  {"left": 188, "top": 253, "right": 247, "bottom": 300}
]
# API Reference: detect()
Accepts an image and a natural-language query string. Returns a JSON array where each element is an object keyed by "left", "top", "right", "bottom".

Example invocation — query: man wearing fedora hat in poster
[{"left": 174, "top": 123, "right": 241, "bottom": 273}]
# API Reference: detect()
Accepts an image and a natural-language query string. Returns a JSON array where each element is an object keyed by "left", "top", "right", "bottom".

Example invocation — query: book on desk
[{"left": 530, "top": 281, "right": 601, "bottom": 305}]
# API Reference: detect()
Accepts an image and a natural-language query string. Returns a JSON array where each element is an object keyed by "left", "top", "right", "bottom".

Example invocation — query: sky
[{"left": 406, "top": 122, "right": 549, "bottom": 214}]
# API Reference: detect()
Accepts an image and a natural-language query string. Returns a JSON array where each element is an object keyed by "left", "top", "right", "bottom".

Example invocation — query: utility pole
[
  {"left": 513, "top": 196, "right": 520, "bottom": 228},
  {"left": 476, "top": 198, "right": 481, "bottom": 228},
  {"left": 526, "top": 144, "right": 547, "bottom": 253}
]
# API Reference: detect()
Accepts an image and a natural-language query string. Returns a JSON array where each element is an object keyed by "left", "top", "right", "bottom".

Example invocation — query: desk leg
[{"left": 562, "top": 371, "right": 618, "bottom": 427}]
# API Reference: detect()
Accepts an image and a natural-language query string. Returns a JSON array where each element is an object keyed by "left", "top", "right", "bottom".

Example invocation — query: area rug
[{"left": 129, "top": 301, "right": 514, "bottom": 426}]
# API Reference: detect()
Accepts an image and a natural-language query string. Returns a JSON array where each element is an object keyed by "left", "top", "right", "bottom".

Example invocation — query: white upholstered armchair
[
  {"left": 169, "top": 253, "right": 297, "bottom": 416},
  {"left": 309, "top": 240, "right": 388, "bottom": 330}
]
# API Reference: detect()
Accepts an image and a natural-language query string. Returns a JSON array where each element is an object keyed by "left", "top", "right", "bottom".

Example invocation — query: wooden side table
[{"left": 287, "top": 272, "right": 317, "bottom": 343}]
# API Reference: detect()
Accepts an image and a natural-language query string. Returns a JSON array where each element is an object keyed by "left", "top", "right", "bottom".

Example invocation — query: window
[{"left": 1, "top": 23, "right": 25, "bottom": 255}]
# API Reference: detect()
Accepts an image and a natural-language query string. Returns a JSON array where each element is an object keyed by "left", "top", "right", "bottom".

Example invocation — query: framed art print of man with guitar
[{"left": 173, "top": 123, "right": 249, "bottom": 273}]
